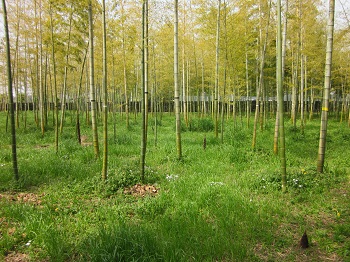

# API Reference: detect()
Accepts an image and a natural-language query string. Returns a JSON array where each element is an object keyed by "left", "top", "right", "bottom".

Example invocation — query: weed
[
  {"left": 188, "top": 117, "right": 214, "bottom": 132},
  {"left": 0, "top": 112, "right": 349, "bottom": 261}
]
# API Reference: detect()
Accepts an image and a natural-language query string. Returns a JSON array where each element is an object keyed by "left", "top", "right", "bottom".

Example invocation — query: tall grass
[{"left": 0, "top": 112, "right": 349, "bottom": 261}]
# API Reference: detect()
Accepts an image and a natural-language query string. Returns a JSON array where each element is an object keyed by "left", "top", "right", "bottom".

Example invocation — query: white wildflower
[
  {"left": 209, "top": 182, "right": 224, "bottom": 186},
  {"left": 166, "top": 174, "right": 179, "bottom": 181}
]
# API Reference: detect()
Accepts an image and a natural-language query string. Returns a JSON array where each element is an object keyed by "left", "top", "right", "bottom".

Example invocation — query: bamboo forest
[{"left": 1, "top": 0, "right": 350, "bottom": 261}]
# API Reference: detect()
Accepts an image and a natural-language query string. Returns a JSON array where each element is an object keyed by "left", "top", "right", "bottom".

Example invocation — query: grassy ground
[{"left": 0, "top": 111, "right": 349, "bottom": 261}]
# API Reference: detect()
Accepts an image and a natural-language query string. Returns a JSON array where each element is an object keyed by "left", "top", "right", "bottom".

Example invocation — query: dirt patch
[
  {"left": 254, "top": 241, "right": 342, "bottom": 262},
  {"left": 4, "top": 252, "right": 29, "bottom": 262},
  {"left": 0, "top": 192, "right": 44, "bottom": 207},
  {"left": 80, "top": 135, "right": 92, "bottom": 146},
  {"left": 253, "top": 243, "right": 270, "bottom": 261},
  {"left": 123, "top": 184, "right": 159, "bottom": 197}
]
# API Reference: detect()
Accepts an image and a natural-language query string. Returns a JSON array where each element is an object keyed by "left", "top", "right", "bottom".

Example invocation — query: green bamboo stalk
[
  {"left": 317, "top": 0, "right": 335, "bottom": 173},
  {"left": 102, "top": 0, "right": 108, "bottom": 180},
  {"left": 174, "top": 0, "right": 182, "bottom": 159},
  {"left": 252, "top": 0, "right": 271, "bottom": 150},
  {"left": 214, "top": 0, "right": 221, "bottom": 138},
  {"left": 277, "top": 0, "right": 287, "bottom": 192},
  {"left": 2, "top": 0, "right": 19, "bottom": 181},
  {"left": 140, "top": 0, "right": 149, "bottom": 180},
  {"left": 49, "top": 4, "right": 59, "bottom": 154},
  {"left": 88, "top": 0, "right": 99, "bottom": 159}
]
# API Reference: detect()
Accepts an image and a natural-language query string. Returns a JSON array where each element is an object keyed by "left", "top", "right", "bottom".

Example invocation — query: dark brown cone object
[
  {"left": 203, "top": 135, "right": 207, "bottom": 150},
  {"left": 300, "top": 231, "right": 309, "bottom": 248}
]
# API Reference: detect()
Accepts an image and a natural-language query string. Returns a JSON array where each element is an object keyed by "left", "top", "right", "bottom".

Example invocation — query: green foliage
[
  {"left": 0, "top": 113, "right": 349, "bottom": 261},
  {"left": 254, "top": 168, "right": 335, "bottom": 193},
  {"left": 229, "top": 147, "right": 250, "bottom": 167},
  {"left": 78, "top": 223, "right": 162, "bottom": 261},
  {"left": 104, "top": 166, "right": 140, "bottom": 194},
  {"left": 178, "top": 117, "right": 215, "bottom": 132},
  {"left": 188, "top": 117, "right": 215, "bottom": 132}
]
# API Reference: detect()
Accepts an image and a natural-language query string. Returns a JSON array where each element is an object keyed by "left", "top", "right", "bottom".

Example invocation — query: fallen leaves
[
  {"left": 16, "top": 193, "right": 44, "bottom": 206},
  {"left": 123, "top": 184, "right": 159, "bottom": 197},
  {"left": 0, "top": 192, "right": 44, "bottom": 207},
  {"left": 80, "top": 135, "right": 92, "bottom": 146},
  {"left": 7, "top": 227, "right": 16, "bottom": 236},
  {"left": 4, "top": 252, "right": 29, "bottom": 262}
]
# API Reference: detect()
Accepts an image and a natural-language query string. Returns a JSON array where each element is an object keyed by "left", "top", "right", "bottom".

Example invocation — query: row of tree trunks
[{"left": 0, "top": 0, "right": 340, "bottom": 185}]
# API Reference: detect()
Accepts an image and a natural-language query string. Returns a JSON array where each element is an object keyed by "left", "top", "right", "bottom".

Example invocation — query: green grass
[{"left": 0, "top": 111, "right": 349, "bottom": 261}]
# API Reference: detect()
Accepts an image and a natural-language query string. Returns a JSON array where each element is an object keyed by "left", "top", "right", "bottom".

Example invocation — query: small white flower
[
  {"left": 166, "top": 174, "right": 179, "bottom": 181},
  {"left": 209, "top": 182, "right": 224, "bottom": 186},
  {"left": 25, "top": 240, "right": 32, "bottom": 246}
]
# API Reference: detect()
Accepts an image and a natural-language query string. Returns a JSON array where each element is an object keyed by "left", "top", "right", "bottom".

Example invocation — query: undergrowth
[{"left": 0, "top": 112, "right": 349, "bottom": 261}]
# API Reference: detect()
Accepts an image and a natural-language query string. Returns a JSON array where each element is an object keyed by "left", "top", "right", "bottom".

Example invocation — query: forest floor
[{"left": 0, "top": 112, "right": 349, "bottom": 261}]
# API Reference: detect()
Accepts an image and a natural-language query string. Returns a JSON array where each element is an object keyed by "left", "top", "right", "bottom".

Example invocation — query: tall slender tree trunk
[
  {"left": 76, "top": 43, "right": 88, "bottom": 145},
  {"left": 33, "top": 1, "right": 39, "bottom": 128},
  {"left": 101, "top": 0, "right": 108, "bottom": 180},
  {"left": 85, "top": 66, "right": 90, "bottom": 125},
  {"left": 304, "top": 56, "right": 308, "bottom": 120},
  {"left": 49, "top": 4, "right": 59, "bottom": 154},
  {"left": 38, "top": 0, "right": 45, "bottom": 136},
  {"left": 245, "top": 51, "right": 250, "bottom": 128},
  {"left": 214, "top": 0, "right": 221, "bottom": 138},
  {"left": 260, "top": 84, "right": 265, "bottom": 131},
  {"left": 152, "top": 43, "right": 158, "bottom": 147},
  {"left": 141, "top": 0, "right": 149, "bottom": 180},
  {"left": 317, "top": 0, "right": 335, "bottom": 173},
  {"left": 277, "top": 0, "right": 287, "bottom": 192},
  {"left": 299, "top": 2, "right": 305, "bottom": 131},
  {"left": 201, "top": 56, "right": 206, "bottom": 117},
  {"left": 300, "top": 54, "right": 305, "bottom": 131},
  {"left": 186, "top": 60, "right": 191, "bottom": 120},
  {"left": 220, "top": 0, "right": 227, "bottom": 143},
  {"left": 2, "top": 0, "right": 19, "bottom": 181},
  {"left": 24, "top": 37, "right": 29, "bottom": 129},
  {"left": 274, "top": 0, "right": 288, "bottom": 155},
  {"left": 13, "top": 0, "right": 20, "bottom": 129},
  {"left": 112, "top": 53, "right": 117, "bottom": 142},
  {"left": 182, "top": 0, "right": 188, "bottom": 126},
  {"left": 291, "top": 70, "right": 297, "bottom": 127},
  {"left": 88, "top": 0, "right": 99, "bottom": 159},
  {"left": 232, "top": 76, "right": 237, "bottom": 127},
  {"left": 174, "top": 0, "right": 182, "bottom": 159},
  {"left": 145, "top": 4, "right": 149, "bottom": 136},
  {"left": 309, "top": 79, "right": 314, "bottom": 120},
  {"left": 60, "top": 8, "right": 73, "bottom": 134},
  {"left": 121, "top": 2, "right": 129, "bottom": 129},
  {"left": 252, "top": 0, "right": 271, "bottom": 149},
  {"left": 43, "top": 52, "right": 48, "bottom": 126}
]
